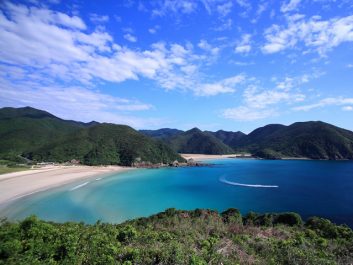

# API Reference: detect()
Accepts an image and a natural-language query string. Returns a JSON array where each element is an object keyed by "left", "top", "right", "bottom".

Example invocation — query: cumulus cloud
[
  {"left": 0, "top": 2, "right": 243, "bottom": 97},
  {"left": 222, "top": 75, "right": 309, "bottom": 121},
  {"left": 194, "top": 74, "right": 246, "bottom": 96},
  {"left": 235, "top": 34, "right": 251, "bottom": 54},
  {"left": 262, "top": 14, "right": 353, "bottom": 55}
]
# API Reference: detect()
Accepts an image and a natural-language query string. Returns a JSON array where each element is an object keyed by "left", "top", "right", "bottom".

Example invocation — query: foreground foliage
[{"left": 1, "top": 209, "right": 352, "bottom": 264}]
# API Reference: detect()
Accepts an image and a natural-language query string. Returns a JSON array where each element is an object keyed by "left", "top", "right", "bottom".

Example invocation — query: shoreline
[
  {"left": 180, "top": 153, "right": 252, "bottom": 161},
  {"left": 0, "top": 165, "right": 134, "bottom": 206}
]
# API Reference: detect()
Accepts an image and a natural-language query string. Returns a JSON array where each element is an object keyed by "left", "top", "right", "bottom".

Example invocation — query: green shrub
[{"left": 221, "top": 208, "right": 242, "bottom": 224}]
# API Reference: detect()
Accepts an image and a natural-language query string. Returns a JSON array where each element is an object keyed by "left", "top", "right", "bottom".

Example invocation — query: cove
[{"left": 1, "top": 159, "right": 353, "bottom": 227}]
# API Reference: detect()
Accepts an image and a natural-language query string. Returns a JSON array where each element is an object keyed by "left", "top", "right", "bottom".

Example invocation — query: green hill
[
  {"left": 28, "top": 123, "right": 184, "bottom": 166},
  {"left": 166, "top": 128, "right": 235, "bottom": 154},
  {"left": 0, "top": 107, "right": 184, "bottom": 166},
  {"left": 0, "top": 209, "right": 352, "bottom": 264},
  {"left": 235, "top": 121, "right": 353, "bottom": 159},
  {"left": 140, "top": 128, "right": 183, "bottom": 140},
  {"left": 206, "top": 129, "right": 246, "bottom": 147},
  {"left": 0, "top": 107, "right": 85, "bottom": 161}
]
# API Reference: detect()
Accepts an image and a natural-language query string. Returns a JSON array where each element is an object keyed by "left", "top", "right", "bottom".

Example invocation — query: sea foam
[{"left": 219, "top": 176, "right": 279, "bottom": 188}]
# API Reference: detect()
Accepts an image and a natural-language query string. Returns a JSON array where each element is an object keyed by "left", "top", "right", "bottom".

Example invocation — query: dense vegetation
[
  {"left": 28, "top": 124, "right": 184, "bottom": 166},
  {"left": 144, "top": 122, "right": 353, "bottom": 160},
  {"left": 168, "top": 128, "right": 235, "bottom": 155},
  {"left": 0, "top": 107, "right": 184, "bottom": 166},
  {"left": 206, "top": 130, "right": 246, "bottom": 148},
  {"left": 1, "top": 209, "right": 352, "bottom": 264},
  {"left": 2, "top": 107, "right": 353, "bottom": 161},
  {"left": 140, "top": 128, "right": 183, "bottom": 140},
  {"left": 233, "top": 122, "right": 353, "bottom": 160}
]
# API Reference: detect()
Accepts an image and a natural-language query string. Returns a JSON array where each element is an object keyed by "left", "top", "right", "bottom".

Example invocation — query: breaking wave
[{"left": 219, "top": 176, "right": 279, "bottom": 188}]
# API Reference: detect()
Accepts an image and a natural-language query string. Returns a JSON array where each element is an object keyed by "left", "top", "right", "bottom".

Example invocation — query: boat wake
[
  {"left": 70, "top": 182, "right": 90, "bottom": 191},
  {"left": 219, "top": 176, "right": 279, "bottom": 188}
]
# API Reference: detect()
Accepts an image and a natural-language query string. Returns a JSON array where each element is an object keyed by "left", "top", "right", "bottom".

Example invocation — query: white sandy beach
[
  {"left": 180, "top": 153, "right": 245, "bottom": 160},
  {"left": 0, "top": 165, "right": 132, "bottom": 205}
]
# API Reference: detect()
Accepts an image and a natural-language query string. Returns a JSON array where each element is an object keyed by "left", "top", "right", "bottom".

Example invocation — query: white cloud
[
  {"left": 214, "top": 18, "right": 233, "bottom": 31},
  {"left": 152, "top": 0, "right": 197, "bottom": 16},
  {"left": 89, "top": 13, "right": 109, "bottom": 23},
  {"left": 243, "top": 84, "right": 305, "bottom": 109},
  {"left": 293, "top": 97, "right": 353, "bottom": 111},
  {"left": 198, "top": 39, "right": 220, "bottom": 56},
  {"left": 223, "top": 106, "right": 276, "bottom": 121},
  {"left": 342, "top": 106, "right": 353, "bottom": 111},
  {"left": 0, "top": 2, "right": 241, "bottom": 98},
  {"left": 0, "top": 76, "right": 159, "bottom": 128},
  {"left": 194, "top": 74, "right": 246, "bottom": 96},
  {"left": 148, "top": 26, "right": 160, "bottom": 34},
  {"left": 235, "top": 0, "right": 251, "bottom": 9},
  {"left": 281, "top": 0, "right": 302, "bottom": 13},
  {"left": 217, "top": 1, "right": 233, "bottom": 17},
  {"left": 262, "top": 14, "right": 353, "bottom": 55},
  {"left": 235, "top": 34, "right": 251, "bottom": 54},
  {"left": 123, "top": 33, "right": 137, "bottom": 42},
  {"left": 222, "top": 76, "right": 307, "bottom": 121}
]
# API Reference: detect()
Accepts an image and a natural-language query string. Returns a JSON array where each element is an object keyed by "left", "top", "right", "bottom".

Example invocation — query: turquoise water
[{"left": 1, "top": 159, "right": 353, "bottom": 226}]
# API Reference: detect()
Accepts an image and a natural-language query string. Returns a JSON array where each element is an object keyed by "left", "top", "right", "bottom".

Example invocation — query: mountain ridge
[{"left": 2, "top": 107, "right": 353, "bottom": 161}]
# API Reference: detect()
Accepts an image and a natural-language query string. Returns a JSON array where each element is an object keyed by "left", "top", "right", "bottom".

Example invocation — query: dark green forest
[
  {"left": 2, "top": 107, "right": 353, "bottom": 166},
  {"left": 1, "top": 209, "right": 352, "bottom": 264},
  {"left": 0, "top": 107, "right": 184, "bottom": 166}
]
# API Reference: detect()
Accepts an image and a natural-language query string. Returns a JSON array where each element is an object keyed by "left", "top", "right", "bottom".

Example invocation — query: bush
[
  {"left": 221, "top": 208, "right": 242, "bottom": 224},
  {"left": 274, "top": 212, "right": 303, "bottom": 226}
]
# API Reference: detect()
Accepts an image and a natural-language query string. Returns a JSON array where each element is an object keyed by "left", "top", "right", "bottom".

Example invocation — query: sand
[
  {"left": 0, "top": 165, "right": 133, "bottom": 205},
  {"left": 180, "top": 153, "right": 245, "bottom": 160}
]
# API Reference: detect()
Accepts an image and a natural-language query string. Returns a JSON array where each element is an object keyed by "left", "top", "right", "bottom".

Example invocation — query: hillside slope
[
  {"left": 140, "top": 128, "right": 183, "bottom": 140},
  {"left": 28, "top": 123, "right": 184, "bottom": 166},
  {"left": 166, "top": 128, "right": 235, "bottom": 154},
  {"left": 0, "top": 107, "right": 184, "bottom": 165},
  {"left": 236, "top": 121, "right": 353, "bottom": 159},
  {"left": 206, "top": 129, "right": 246, "bottom": 148},
  {"left": 0, "top": 107, "right": 85, "bottom": 160}
]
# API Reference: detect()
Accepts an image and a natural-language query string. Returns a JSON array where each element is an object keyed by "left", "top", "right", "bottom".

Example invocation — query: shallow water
[{"left": 1, "top": 159, "right": 353, "bottom": 226}]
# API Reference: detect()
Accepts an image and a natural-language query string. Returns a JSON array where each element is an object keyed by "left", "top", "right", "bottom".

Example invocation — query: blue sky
[{"left": 0, "top": 0, "right": 353, "bottom": 133}]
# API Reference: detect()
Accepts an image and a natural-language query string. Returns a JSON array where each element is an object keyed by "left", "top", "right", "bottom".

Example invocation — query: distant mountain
[
  {"left": 0, "top": 107, "right": 184, "bottom": 165},
  {"left": 235, "top": 121, "right": 353, "bottom": 159},
  {"left": 165, "top": 128, "right": 234, "bottom": 154},
  {"left": 206, "top": 130, "right": 246, "bottom": 148},
  {"left": 140, "top": 128, "right": 183, "bottom": 140}
]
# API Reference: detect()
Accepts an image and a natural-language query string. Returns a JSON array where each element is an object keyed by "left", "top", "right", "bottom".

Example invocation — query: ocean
[{"left": 2, "top": 159, "right": 353, "bottom": 226}]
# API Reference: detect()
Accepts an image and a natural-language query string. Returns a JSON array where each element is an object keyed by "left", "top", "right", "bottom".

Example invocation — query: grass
[{"left": 0, "top": 165, "right": 30, "bottom": 175}]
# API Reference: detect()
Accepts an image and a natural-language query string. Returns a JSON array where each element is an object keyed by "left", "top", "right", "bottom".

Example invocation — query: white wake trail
[
  {"left": 219, "top": 176, "right": 279, "bottom": 188},
  {"left": 70, "top": 181, "right": 90, "bottom": 191}
]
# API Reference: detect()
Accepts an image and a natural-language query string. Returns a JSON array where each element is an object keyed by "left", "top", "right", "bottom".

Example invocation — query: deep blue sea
[{"left": 1, "top": 159, "right": 353, "bottom": 226}]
